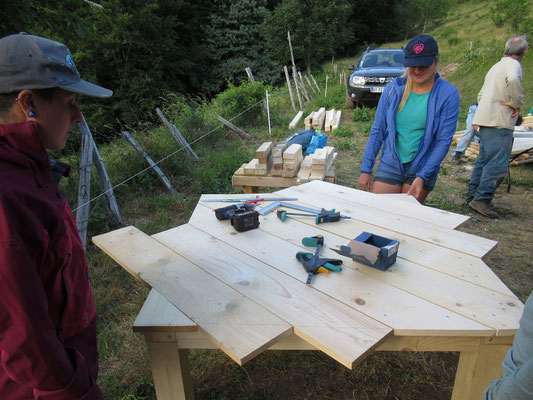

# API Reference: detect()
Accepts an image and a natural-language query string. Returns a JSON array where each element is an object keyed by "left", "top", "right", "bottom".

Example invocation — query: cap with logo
[
  {"left": 403, "top": 34, "right": 439, "bottom": 68},
  {"left": 0, "top": 33, "right": 112, "bottom": 98}
]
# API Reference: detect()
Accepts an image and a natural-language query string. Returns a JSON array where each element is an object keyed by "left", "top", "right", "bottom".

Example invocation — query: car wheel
[{"left": 345, "top": 91, "right": 355, "bottom": 109}]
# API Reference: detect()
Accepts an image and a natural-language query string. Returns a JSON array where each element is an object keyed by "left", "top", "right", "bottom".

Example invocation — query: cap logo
[
  {"left": 66, "top": 53, "right": 74, "bottom": 67},
  {"left": 414, "top": 43, "right": 424, "bottom": 54}
]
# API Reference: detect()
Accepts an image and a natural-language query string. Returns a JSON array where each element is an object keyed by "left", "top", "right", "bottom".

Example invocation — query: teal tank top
[{"left": 395, "top": 91, "right": 431, "bottom": 164}]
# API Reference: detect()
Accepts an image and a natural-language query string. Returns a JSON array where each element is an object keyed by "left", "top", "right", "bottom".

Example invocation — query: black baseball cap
[
  {"left": 404, "top": 34, "right": 439, "bottom": 67},
  {"left": 0, "top": 33, "right": 112, "bottom": 97}
]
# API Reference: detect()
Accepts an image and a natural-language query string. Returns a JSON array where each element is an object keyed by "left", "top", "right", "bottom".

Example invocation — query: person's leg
[
  {"left": 465, "top": 127, "right": 489, "bottom": 200},
  {"left": 372, "top": 181, "right": 402, "bottom": 193},
  {"left": 454, "top": 127, "right": 476, "bottom": 155},
  {"left": 474, "top": 127, "right": 513, "bottom": 201}
]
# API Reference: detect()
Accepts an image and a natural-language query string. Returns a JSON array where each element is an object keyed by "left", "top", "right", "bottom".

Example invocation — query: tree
[
  {"left": 262, "top": 0, "right": 353, "bottom": 73},
  {"left": 395, "top": 0, "right": 451, "bottom": 39},
  {"left": 204, "top": 0, "right": 280, "bottom": 92},
  {"left": 490, "top": 0, "right": 531, "bottom": 34}
]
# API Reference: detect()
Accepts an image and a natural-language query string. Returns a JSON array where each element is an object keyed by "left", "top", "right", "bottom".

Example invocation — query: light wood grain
[
  {"left": 275, "top": 182, "right": 496, "bottom": 258},
  {"left": 277, "top": 180, "right": 469, "bottom": 229},
  {"left": 92, "top": 226, "right": 292, "bottom": 365},
  {"left": 188, "top": 203, "right": 494, "bottom": 337},
  {"left": 154, "top": 224, "right": 392, "bottom": 369}
]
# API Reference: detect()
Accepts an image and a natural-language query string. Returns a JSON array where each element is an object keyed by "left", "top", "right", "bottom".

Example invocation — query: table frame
[{"left": 137, "top": 325, "right": 511, "bottom": 400}]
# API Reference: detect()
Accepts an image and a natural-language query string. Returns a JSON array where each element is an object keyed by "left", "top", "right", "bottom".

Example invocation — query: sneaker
[
  {"left": 452, "top": 152, "right": 463, "bottom": 164},
  {"left": 469, "top": 199, "right": 499, "bottom": 219}
]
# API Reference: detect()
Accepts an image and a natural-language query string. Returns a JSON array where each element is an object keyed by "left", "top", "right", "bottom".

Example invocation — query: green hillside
[{"left": 70, "top": 1, "right": 533, "bottom": 399}]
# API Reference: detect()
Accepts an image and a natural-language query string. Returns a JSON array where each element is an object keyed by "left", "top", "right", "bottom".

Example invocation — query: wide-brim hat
[
  {"left": 0, "top": 33, "right": 112, "bottom": 98},
  {"left": 404, "top": 34, "right": 439, "bottom": 67}
]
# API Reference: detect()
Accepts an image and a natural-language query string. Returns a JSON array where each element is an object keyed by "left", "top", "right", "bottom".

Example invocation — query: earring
[{"left": 28, "top": 110, "right": 36, "bottom": 118}]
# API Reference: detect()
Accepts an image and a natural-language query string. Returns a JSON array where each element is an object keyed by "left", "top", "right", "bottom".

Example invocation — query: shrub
[
  {"left": 333, "top": 127, "right": 355, "bottom": 137},
  {"left": 351, "top": 106, "right": 375, "bottom": 122}
]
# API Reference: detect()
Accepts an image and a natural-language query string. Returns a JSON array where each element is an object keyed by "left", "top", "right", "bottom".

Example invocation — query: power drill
[{"left": 214, "top": 203, "right": 260, "bottom": 232}]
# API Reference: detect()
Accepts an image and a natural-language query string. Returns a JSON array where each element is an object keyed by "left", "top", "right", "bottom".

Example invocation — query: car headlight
[{"left": 351, "top": 76, "right": 366, "bottom": 86}]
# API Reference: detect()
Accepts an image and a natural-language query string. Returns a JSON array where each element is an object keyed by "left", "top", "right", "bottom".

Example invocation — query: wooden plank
[
  {"left": 310, "top": 74, "right": 320, "bottom": 92},
  {"left": 154, "top": 224, "right": 392, "bottom": 369},
  {"left": 92, "top": 226, "right": 292, "bottom": 365},
  {"left": 217, "top": 116, "right": 251, "bottom": 139},
  {"left": 297, "top": 71, "right": 310, "bottom": 101},
  {"left": 134, "top": 289, "right": 197, "bottom": 333},
  {"left": 121, "top": 131, "right": 178, "bottom": 194},
  {"left": 243, "top": 159, "right": 259, "bottom": 175},
  {"left": 289, "top": 110, "right": 304, "bottom": 129},
  {"left": 255, "top": 142, "right": 273, "bottom": 161},
  {"left": 283, "top": 143, "right": 303, "bottom": 160},
  {"left": 304, "top": 75, "right": 317, "bottom": 94},
  {"left": 189, "top": 202, "right": 495, "bottom": 337},
  {"left": 275, "top": 181, "right": 482, "bottom": 249},
  {"left": 332, "top": 110, "right": 342, "bottom": 130},
  {"left": 313, "top": 107, "right": 326, "bottom": 130}
]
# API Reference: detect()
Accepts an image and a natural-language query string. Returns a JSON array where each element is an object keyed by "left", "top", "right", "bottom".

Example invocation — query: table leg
[
  {"left": 145, "top": 335, "right": 194, "bottom": 400},
  {"left": 243, "top": 186, "right": 259, "bottom": 194},
  {"left": 451, "top": 340, "right": 509, "bottom": 400}
]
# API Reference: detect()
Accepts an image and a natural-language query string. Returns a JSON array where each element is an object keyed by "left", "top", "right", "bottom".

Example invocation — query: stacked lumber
[
  {"left": 304, "top": 108, "right": 342, "bottom": 132},
  {"left": 282, "top": 144, "right": 303, "bottom": 177},
  {"left": 297, "top": 146, "right": 337, "bottom": 183},
  {"left": 272, "top": 141, "right": 289, "bottom": 176},
  {"left": 254, "top": 141, "right": 274, "bottom": 176}
]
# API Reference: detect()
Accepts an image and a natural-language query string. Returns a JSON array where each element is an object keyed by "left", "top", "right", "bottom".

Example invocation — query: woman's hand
[
  {"left": 358, "top": 173, "right": 372, "bottom": 191},
  {"left": 407, "top": 177, "right": 424, "bottom": 199}
]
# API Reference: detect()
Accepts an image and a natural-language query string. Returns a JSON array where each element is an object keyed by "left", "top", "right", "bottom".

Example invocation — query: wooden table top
[{"left": 93, "top": 180, "right": 523, "bottom": 369}]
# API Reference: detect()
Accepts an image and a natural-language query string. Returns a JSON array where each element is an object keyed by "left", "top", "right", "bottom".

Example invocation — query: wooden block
[
  {"left": 313, "top": 107, "right": 326, "bottom": 130},
  {"left": 331, "top": 110, "right": 342, "bottom": 130},
  {"left": 234, "top": 163, "right": 247, "bottom": 176},
  {"left": 283, "top": 144, "right": 303, "bottom": 160},
  {"left": 304, "top": 111, "right": 315, "bottom": 127},
  {"left": 243, "top": 159, "right": 259, "bottom": 175},
  {"left": 324, "top": 109, "right": 335, "bottom": 132},
  {"left": 289, "top": 111, "right": 304, "bottom": 129},
  {"left": 272, "top": 141, "right": 289, "bottom": 157},
  {"left": 256, "top": 142, "right": 274, "bottom": 160}
]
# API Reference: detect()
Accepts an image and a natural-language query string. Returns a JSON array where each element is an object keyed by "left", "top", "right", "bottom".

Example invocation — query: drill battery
[{"left": 214, "top": 203, "right": 260, "bottom": 232}]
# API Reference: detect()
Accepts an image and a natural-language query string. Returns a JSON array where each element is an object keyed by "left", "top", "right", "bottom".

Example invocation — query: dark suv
[{"left": 346, "top": 48, "right": 405, "bottom": 108}]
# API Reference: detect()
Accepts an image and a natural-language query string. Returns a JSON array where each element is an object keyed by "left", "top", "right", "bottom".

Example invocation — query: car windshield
[{"left": 357, "top": 51, "right": 405, "bottom": 68}]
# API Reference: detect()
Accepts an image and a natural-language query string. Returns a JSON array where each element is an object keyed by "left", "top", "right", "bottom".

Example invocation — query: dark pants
[{"left": 466, "top": 127, "right": 513, "bottom": 201}]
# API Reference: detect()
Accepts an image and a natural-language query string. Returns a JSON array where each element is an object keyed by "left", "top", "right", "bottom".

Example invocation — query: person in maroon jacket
[{"left": 0, "top": 33, "right": 112, "bottom": 399}]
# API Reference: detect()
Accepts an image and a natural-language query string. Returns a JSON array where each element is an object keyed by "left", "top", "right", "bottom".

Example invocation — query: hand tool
[
  {"left": 296, "top": 235, "right": 343, "bottom": 285},
  {"left": 276, "top": 208, "right": 351, "bottom": 224},
  {"left": 259, "top": 201, "right": 351, "bottom": 222},
  {"left": 214, "top": 203, "right": 260, "bottom": 232},
  {"left": 203, "top": 197, "right": 298, "bottom": 203}
]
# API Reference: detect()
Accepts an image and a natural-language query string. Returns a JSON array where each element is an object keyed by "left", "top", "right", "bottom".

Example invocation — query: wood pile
[
  {"left": 234, "top": 141, "right": 336, "bottom": 183},
  {"left": 304, "top": 107, "right": 342, "bottom": 132},
  {"left": 297, "top": 146, "right": 337, "bottom": 183},
  {"left": 451, "top": 120, "right": 533, "bottom": 164}
]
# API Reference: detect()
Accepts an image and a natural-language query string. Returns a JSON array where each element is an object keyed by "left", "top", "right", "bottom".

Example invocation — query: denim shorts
[{"left": 374, "top": 163, "right": 438, "bottom": 191}]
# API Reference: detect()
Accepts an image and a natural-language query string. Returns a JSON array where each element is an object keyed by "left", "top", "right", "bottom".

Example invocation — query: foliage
[
  {"left": 351, "top": 106, "right": 376, "bottom": 122},
  {"left": 262, "top": 0, "right": 354, "bottom": 73},
  {"left": 205, "top": 0, "right": 281, "bottom": 92},
  {"left": 333, "top": 127, "right": 355, "bottom": 137},
  {"left": 394, "top": 0, "right": 452, "bottom": 39},
  {"left": 213, "top": 80, "right": 271, "bottom": 127},
  {"left": 489, "top": 0, "right": 531, "bottom": 33}
]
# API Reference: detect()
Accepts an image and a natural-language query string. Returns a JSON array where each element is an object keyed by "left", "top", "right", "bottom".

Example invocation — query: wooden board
[
  {"left": 277, "top": 180, "right": 470, "bottom": 230},
  {"left": 154, "top": 224, "right": 393, "bottom": 369},
  {"left": 92, "top": 226, "right": 292, "bottom": 365},
  {"left": 134, "top": 289, "right": 197, "bottom": 332},
  {"left": 189, "top": 202, "right": 497, "bottom": 337}
]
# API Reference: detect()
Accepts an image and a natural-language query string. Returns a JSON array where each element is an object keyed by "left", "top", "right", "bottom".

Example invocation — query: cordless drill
[{"left": 214, "top": 202, "right": 260, "bottom": 232}]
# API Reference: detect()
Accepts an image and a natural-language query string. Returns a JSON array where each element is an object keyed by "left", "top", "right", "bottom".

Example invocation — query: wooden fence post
[
  {"left": 121, "top": 131, "right": 178, "bottom": 194},
  {"left": 76, "top": 120, "right": 93, "bottom": 248},
  {"left": 310, "top": 74, "right": 320, "bottom": 92},
  {"left": 304, "top": 75, "right": 317, "bottom": 94},
  {"left": 217, "top": 116, "right": 251, "bottom": 139},
  {"left": 284, "top": 65, "right": 296, "bottom": 112},
  {"left": 78, "top": 116, "right": 123, "bottom": 228},
  {"left": 156, "top": 108, "right": 199, "bottom": 160},
  {"left": 245, "top": 67, "right": 268, "bottom": 113},
  {"left": 298, "top": 71, "right": 310, "bottom": 102},
  {"left": 287, "top": 31, "right": 304, "bottom": 110}
]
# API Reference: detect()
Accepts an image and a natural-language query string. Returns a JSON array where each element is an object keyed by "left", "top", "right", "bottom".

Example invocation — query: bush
[
  {"left": 351, "top": 106, "right": 376, "bottom": 122},
  {"left": 333, "top": 127, "right": 355, "bottom": 137},
  {"left": 213, "top": 80, "right": 271, "bottom": 128}
]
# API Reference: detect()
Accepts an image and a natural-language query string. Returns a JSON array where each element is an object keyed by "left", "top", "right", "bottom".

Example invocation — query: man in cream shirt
[{"left": 466, "top": 36, "right": 528, "bottom": 218}]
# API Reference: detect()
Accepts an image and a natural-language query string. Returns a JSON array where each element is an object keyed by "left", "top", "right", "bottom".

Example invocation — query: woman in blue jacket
[{"left": 358, "top": 35, "right": 460, "bottom": 204}]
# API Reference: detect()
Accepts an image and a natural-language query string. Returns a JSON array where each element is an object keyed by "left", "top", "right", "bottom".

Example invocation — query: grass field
[{"left": 65, "top": 1, "right": 533, "bottom": 398}]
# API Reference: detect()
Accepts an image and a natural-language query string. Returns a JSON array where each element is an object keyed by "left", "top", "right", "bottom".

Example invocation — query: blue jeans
[
  {"left": 375, "top": 162, "right": 438, "bottom": 191},
  {"left": 466, "top": 127, "right": 513, "bottom": 201},
  {"left": 484, "top": 292, "right": 533, "bottom": 400},
  {"left": 453, "top": 105, "right": 479, "bottom": 155}
]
